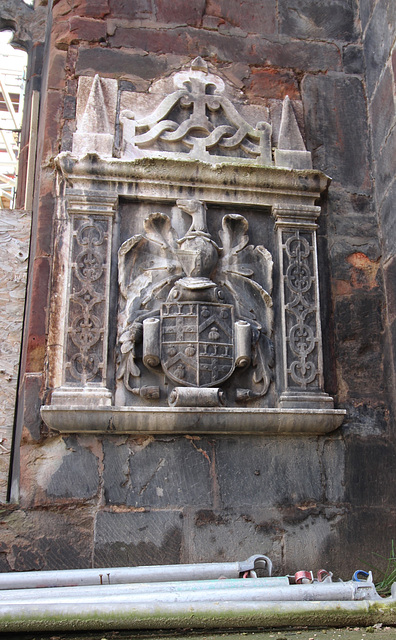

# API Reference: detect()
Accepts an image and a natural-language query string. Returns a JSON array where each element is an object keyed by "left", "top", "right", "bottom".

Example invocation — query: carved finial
[
  {"left": 80, "top": 74, "right": 111, "bottom": 134},
  {"left": 190, "top": 56, "right": 208, "bottom": 74},
  {"left": 177, "top": 199, "right": 208, "bottom": 234},
  {"left": 278, "top": 96, "right": 306, "bottom": 151}
]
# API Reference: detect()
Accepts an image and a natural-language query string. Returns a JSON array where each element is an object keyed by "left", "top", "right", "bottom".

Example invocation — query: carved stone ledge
[
  {"left": 41, "top": 406, "right": 346, "bottom": 436},
  {"left": 56, "top": 153, "right": 330, "bottom": 208}
]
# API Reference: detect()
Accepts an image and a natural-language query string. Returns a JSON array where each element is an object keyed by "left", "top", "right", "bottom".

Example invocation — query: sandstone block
[
  {"left": 76, "top": 47, "right": 167, "bottom": 80},
  {"left": 375, "top": 125, "right": 396, "bottom": 201},
  {"left": 383, "top": 255, "right": 396, "bottom": 322},
  {"left": 215, "top": 437, "right": 323, "bottom": 508},
  {"left": 363, "top": 0, "right": 395, "bottom": 96},
  {"left": 342, "top": 44, "right": 364, "bottom": 74},
  {"left": 302, "top": 74, "right": 370, "bottom": 193},
  {"left": 26, "top": 257, "right": 50, "bottom": 373},
  {"left": 103, "top": 436, "right": 213, "bottom": 508},
  {"left": 155, "top": 0, "right": 206, "bottom": 26},
  {"left": 187, "top": 508, "right": 283, "bottom": 565},
  {"left": 94, "top": 510, "right": 183, "bottom": 566},
  {"left": 359, "top": 0, "right": 376, "bottom": 32},
  {"left": 205, "top": 0, "right": 277, "bottom": 35},
  {"left": 47, "top": 51, "right": 67, "bottom": 90},
  {"left": 108, "top": 0, "right": 152, "bottom": 19},
  {"left": 279, "top": 0, "right": 358, "bottom": 42},
  {"left": 370, "top": 65, "right": 395, "bottom": 157},
  {"left": 246, "top": 68, "right": 299, "bottom": 100},
  {"left": 378, "top": 179, "right": 396, "bottom": 263}
]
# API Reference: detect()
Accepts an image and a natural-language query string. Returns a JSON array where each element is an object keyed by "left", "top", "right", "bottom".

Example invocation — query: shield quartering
[{"left": 161, "top": 302, "right": 235, "bottom": 387}]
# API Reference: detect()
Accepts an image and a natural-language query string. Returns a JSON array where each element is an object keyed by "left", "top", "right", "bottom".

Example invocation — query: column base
[
  {"left": 51, "top": 386, "right": 112, "bottom": 407},
  {"left": 279, "top": 391, "right": 335, "bottom": 410}
]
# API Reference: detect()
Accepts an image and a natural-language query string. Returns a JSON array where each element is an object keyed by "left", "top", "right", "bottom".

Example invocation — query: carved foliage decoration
[
  {"left": 281, "top": 229, "right": 321, "bottom": 390},
  {"left": 65, "top": 216, "right": 110, "bottom": 386},
  {"left": 121, "top": 57, "right": 272, "bottom": 165},
  {"left": 117, "top": 200, "right": 274, "bottom": 406}
]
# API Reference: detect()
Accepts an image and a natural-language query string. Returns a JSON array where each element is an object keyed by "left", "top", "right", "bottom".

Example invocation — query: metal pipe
[
  {"left": 0, "top": 577, "right": 289, "bottom": 602},
  {"left": 0, "top": 580, "right": 381, "bottom": 605},
  {"left": 0, "top": 554, "right": 271, "bottom": 590},
  {"left": 0, "top": 598, "right": 395, "bottom": 633}
]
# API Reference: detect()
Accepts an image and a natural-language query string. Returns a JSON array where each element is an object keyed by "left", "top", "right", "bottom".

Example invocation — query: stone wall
[
  {"left": 362, "top": 0, "right": 396, "bottom": 421},
  {"left": 0, "top": 0, "right": 395, "bottom": 577}
]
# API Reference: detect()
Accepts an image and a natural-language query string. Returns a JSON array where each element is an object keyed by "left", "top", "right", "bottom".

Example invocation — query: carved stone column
[
  {"left": 273, "top": 205, "right": 334, "bottom": 409},
  {"left": 51, "top": 192, "right": 117, "bottom": 407}
]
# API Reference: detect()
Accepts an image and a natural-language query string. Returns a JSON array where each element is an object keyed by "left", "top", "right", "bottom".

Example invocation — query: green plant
[{"left": 371, "top": 540, "right": 396, "bottom": 597}]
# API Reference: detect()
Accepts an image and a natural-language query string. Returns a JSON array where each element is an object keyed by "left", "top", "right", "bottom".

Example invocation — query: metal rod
[
  {"left": 0, "top": 581, "right": 379, "bottom": 606},
  {"left": 0, "top": 598, "right": 394, "bottom": 633},
  {"left": 0, "top": 577, "right": 289, "bottom": 602},
  {"left": 0, "top": 554, "right": 271, "bottom": 590}
]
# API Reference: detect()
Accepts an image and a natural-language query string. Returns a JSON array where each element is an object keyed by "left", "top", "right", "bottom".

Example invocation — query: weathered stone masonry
[{"left": 0, "top": 0, "right": 394, "bottom": 576}]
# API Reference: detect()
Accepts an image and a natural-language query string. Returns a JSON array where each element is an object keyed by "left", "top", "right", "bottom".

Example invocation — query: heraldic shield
[{"left": 161, "top": 301, "right": 235, "bottom": 387}]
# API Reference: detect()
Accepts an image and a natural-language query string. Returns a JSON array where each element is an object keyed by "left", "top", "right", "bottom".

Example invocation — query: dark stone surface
[
  {"left": 103, "top": 436, "right": 214, "bottom": 508},
  {"left": 341, "top": 403, "right": 389, "bottom": 436},
  {"left": 345, "top": 437, "right": 396, "bottom": 506},
  {"left": 47, "top": 437, "right": 100, "bottom": 500},
  {"left": 342, "top": 44, "right": 364, "bottom": 74},
  {"left": 186, "top": 508, "right": 284, "bottom": 566},
  {"left": 370, "top": 65, "right": 395, "bottom": 156},
  {"left": 22, "top": 374, "right": 43, "bottom": 442},
  {"left": 63, "top": 94, "right": 76, "bottom": 119},
  {"left": 215, "top": 437, "right": 323, "bottom": 508},
  {"left": 359, "top": 0, "right": 376, "bottom": 32},
  {"left": 323, "top": 506, "right": 396, "bottom": 577},
  {"left": 279, "top": 0, "right": 359, "bottom": 42},
  {"left": 155, "top": 0, "right": 206, "bottom": 26},
  {"left": 108, "top": 0, "right": 152, "bottom": 19},
  {"left": 334, "top": 292, "right": 385, "bottom": 398},
  {"left": 245, "top": 36, "right": 342, "bottom": 71},
  {"left": 302, "top": 74, "right": 371, "bottom": 193},
  {"left": 94, "top": 510, "right": 183, "bottom": 566},
  {"left": 383, "top": 255, "right": 396, "bottom": 322},
  {"left": 108, "top": 27, "right": 341, "bottom": 71},
  {"left": 205, "top": 0, "right": 277, "bottom": 35},
  {"left": 379, "top": 179, "right": 396, "bottom": 263},
  {"left": 0, "top": 507, "right": 94, "bottom": 570},
  {"left": 375, "top": 123, "right": 396, "bottom": 202},
  {"left": 363, "top": 0, "right": 396, "bottom": 97},
  {"left": 76, "top": 47, "right": 168, "bottom": 79}
]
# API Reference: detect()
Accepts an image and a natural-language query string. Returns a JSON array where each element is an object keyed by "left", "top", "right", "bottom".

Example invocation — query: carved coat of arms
[{"left": 117, "top": 199, "right": 273, "bottom": 407}]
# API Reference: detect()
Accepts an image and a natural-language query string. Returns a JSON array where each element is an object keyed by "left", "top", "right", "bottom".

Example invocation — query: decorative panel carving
[
  {"left": 65, "top": 216, "right": 110, "bottom": 385},
  {"left": 282, "top": 229, "right": 321, "bottom": 390},
  {"left": 42, "top": 58, "right": 345, "bottom": 434}
]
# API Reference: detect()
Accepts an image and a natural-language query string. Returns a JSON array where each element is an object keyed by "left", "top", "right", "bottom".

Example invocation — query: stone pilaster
[
  {"left": 51, "top": 192, "right": 117, "bottom": 407},
  {"left": 273, "top": 205, "right": 334, "bottom": 409}
]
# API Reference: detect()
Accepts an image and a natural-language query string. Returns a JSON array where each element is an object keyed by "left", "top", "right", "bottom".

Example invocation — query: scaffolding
[{"left": 0, "top": 32, "right": 27, "bottom": 209}]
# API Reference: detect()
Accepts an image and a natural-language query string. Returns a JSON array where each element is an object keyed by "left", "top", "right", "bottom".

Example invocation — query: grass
[{"left": 369, "top": 541, "right": 396, "bottom": 597}]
